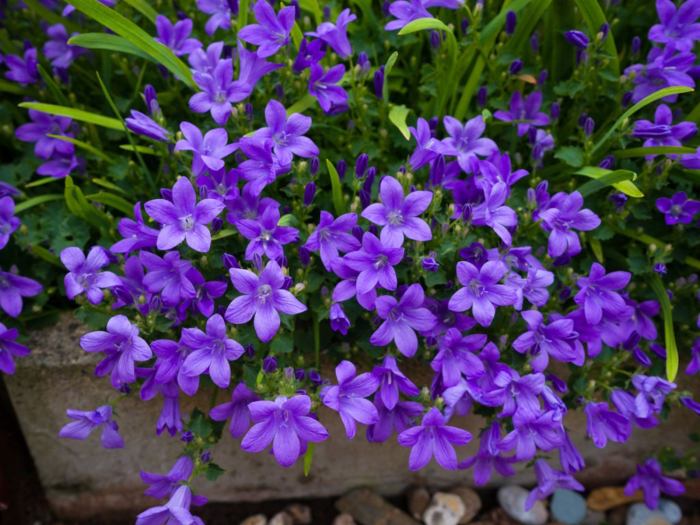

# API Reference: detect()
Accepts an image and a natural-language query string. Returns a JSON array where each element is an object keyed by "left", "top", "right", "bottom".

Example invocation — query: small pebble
[
  {"left": 626, "top": 503, "right": 671, "bottom": 525},
  {"left": 269, "top": 512, "right": 293, "bottom": 525},
  {"left": 285, "top": 504, "right": 312, "bottom": 524},
  {"left": 658, "top": 500, "right": 682, "bottom": 525},
  {"left": 423, "top": 492, "right": 466, "bottom": 525},
  {"left": 581, "top": 510, "right": 606, "bottom": 525},
  {"left": 333, "top": 513, "right": 356, "bottom": 525},
  {"left": 498, "top": 486, "right": 548, "bottom": 525},
  {"left": 551, "top": 489, "right": 587, "bottom": 525},
  {"left": 240, "top": 515, "right": 268, "bottom": 525},
  {"left": 407, "top": 486, "right": 431, "bottom": 520},
  {"left": 450, "top": 486, "right": 482, "bottom": 524}
]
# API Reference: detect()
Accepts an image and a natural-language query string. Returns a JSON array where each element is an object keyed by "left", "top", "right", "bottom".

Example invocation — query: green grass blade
[
  {"left": 398, "top": 17, "right": 450, "bottom": 35},
  {"left": 649, "top": 275, "right": 679, "bottom": 382},
  {"left": 612, "top": 146, "right": 697, "bottom": 158},
  {"left": 382, "top": 51, "right": 399, "bottom": 102},
  {"left": 68, "top": 33, "right": 154, "bottom": 62},
  {"left": 122, "top": 0, "right": 158, "bottom": 23},
  {"left": 573, "top": 0, "right": 619, "bottom": 77},
  {"left": 575, "top": 166, "right": 643, "bottom": 197},
  {"left": 14, "top": 194, "right": 64, "bottom": 213},
  {"left": 577, "top": 169, "right": 636, "bottom": 197},
  {"left": 18, "top": 102, "right": 125, "bottom": 130},
  {"left": 326, "top": 159, "right": 345, "bottom": 216},
  {"left": 47, "top": 134, "right": 114, "bottom": 163},
  {"left": 388, "top": 104, "right": 411, "bottom": 140}
]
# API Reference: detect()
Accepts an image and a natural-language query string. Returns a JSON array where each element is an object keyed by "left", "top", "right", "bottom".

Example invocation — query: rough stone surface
[
  {"left": 550, "top": 489, "right": 587, "bottom": 525},
  {"left": 497, "top": 486, "right": 547, "bottom": 525},
  {"left": 581, "top": 510, "right": 606, "bottom": 525},
  {"left": 241, "top": 514, "right": 268, "bottom": 525},
  {"left": 627, "top": 504, "right": 671, "bottom": 525},
  {"left": 333, "top": 514, "right": 357, "bottom": 525},
  {"left": 5, "top": 315, "right": 700, "bottom": 519},
  {"left": 285, "top": 503, "right": 312, "bottom": 524},
  {"left": 450, "top": 486, "right": 481, "bottom": 524},
  {"left": 407, "top": 486, "right": 430, "bottom": 520},
  {"left": 658, "top": 500, "right": 682, "bottom": 525},
  {"left": 269, "top": 512, "right": 293, "bottom": 525},
  {"left": 423, "top": 492, "right": 465, "bottom": 525}
]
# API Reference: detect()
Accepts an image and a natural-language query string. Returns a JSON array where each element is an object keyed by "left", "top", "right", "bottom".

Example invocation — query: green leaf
[
  {"left": 0, "top": 79, "right": 25, "bottom": 95},
  {"left": 573, "top": 0, "right": 619, "bottom": 78},
  {"left": 204, "top": 462, "right": 225, "bottom": 482},
  {"left": 503, "top": 0, "right": 553, "bottom": 55},
  {"left": 326, "top": 159, "right": 345, "bottom": 216},
  {"left": 577, "top": 169, "right": 637, "bottom": 197},
  {"left": 92, "top": 178, "right": 129, "bottom": 195},
  {"left": 575, "top": 166, "right": 644, "bottom": 197},
  {"left": 287, "top": 94, "right": 315, "bottom": 116},
  {"left": 19, "top": 102, "right": 125, "bottom": 131},
  {"left": 47, "top": 134, "right": 113, "bottom": 163},
  {"left": 382, "top": 51, "right": 399, "bottom": 102},
  {"left": 649, "top": 275, "right": 679, "bottom": 382},
  {"left": 591, "top": 86, "right": 694, "bottom": 158},
  {"left": 291, "top": 23, "right": 304, "bottom": 49},
  {"left": 86, "top": 192, "right": 134, "bottom": 215},
  {"left": 303, "top": 443, "right": 315, "bottom": 477},
  {"left": 238, "top": 0, "right": 250, "bottom": 27},
  {"left": 29, "top": 245, "right": 62, "bottom": 267},
  {"left": 22, "top": 0, "right": 81, "bottom": 32},
  {"left": 119, "top": 144, "right": 158, "bottom": 155},
  {"left": 14, "top": 194, "right": 64, "bottom": 214},
  {"left": 37, "top": 65, "right": 69, "bottom": 106},
  {"left": 66, "top": 0, "right": 194, "bottom": 87},
  {"left": 122, "top": 0, "right": 158, "bottom": 22},
  {"left": 554, "top": 146, "right": 584, "bottom": 168},
  {"left": 398, "top": 17, "right": 450, "bottom": 35},
  {"left": 188, "top": 408, "right": 213, "bottom": 438},
  {"left": 388, "top": 105, "right": 411, "bottom": 140},
  {"left": 64, "top": 176, "right": 113, "bottom": 232},
  {"left": 298, "top": 0, "right": 322, "bottom": 24},
  {"left": 68, "top": 33, "right": 153, "bottom": 62},
  {"left": 589, "top": 237, "right": 604, "bottom": 263},
  {"left": 613, "top": 146, "right": 697, "bottom": 158},
  {"left": 270, "top": 333, "right": 294, "bottom": 354},
  {"left": 25, "top": 177, "right": 62, "bottom": 188}
]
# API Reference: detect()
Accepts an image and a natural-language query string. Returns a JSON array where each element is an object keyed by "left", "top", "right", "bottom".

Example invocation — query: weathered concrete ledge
[{"left": 6, "top": 313, "right": 700, "bottom": 520}]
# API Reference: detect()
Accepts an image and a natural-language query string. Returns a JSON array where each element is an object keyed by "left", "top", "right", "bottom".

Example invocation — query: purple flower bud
[
  {"left": 564, "top": 30, "right": 589, "bottom": 49},
  {"left": 530, "top": 31, "right": 540, "bottom": 53},
  {"left": 365, "top": 166, "right": 376, "bottom": 188},
  {"left": 310, "top": 156, "right": 319, "bottom": 176},
  {"left": 160, "top": 188, "right": 173, "bottom": 200},
  {"left": 351, "top": 225, "right": 364, "bottom": 242},
  {"left": 422, "top": 255, "right": 439, "bottom": 272},
  {"left": 559, "top": 286, "right": 572, "bottom": 301},
  {"left": 294, "top": 368, "right": 306, "bottom": 381},
  {"left": 181, "top": 431, "right": 194, "bottom": 443},
  {"left": 355, "top": 153, "right": 368, "bottom": 178},
  {"left": 550, "top": 102, "right": 560, "bottom": 120},
  {"left": 509, "top": 59, "right": 523, "bottom": 75},
  {"left": 303, "top": 182, "right": 316, "bottom": 206},
  {"left": 609, "top": 192, "right": 628, "bottom": 211},
  {"left": 505, "top": 10, "right": 517, "bottom": 35},
  {"left": 359, "top": 188, "right": 371, "bottom": 209},
  {"left": 382, "top": 1, "right": 391, "bottom": 16},
  {"left": 298, "top": 245, "right": 311, "bottom": 266},
  {"left": 211, "top": 217, "right": 223, "bottom": 233},
  {"left": 621, "top": 92, "right": 633, "bottom": 107},
  {"left": 144, "top": 84, "right": 160, "bottom": 115},
  {"left": 459, "top": 242, "right": 487, "bottom": 266},
  {"left": 358, "top": 52, "right": 370, "bottom": 74},
  {"left": 578, "top": 112, "right": 588, "bottom": 127},
  {"left": 244, "top": 103, "right": 254, "bottom": 121},
  {"left": 244, "top": 344, "right": 255, "bottom": 358},
  {"left": 200, "top": 451, "right": 212, "bottom": 463},
  {"left": 477, "top": 85, "right": 488, "bottom": 107},
  {"left": 599, "top": 23, "right": 609, "bottom": 41},
  {"left": 336, "top": 159, "right": 347, "bottom": 179},
  {"left": 263, "top": 355, "right": 278, "bottom": 373},
  {"left": 274, "top": 83, "right": 284, "bottom": 99},
  {"left": 223, "top": 253, "right": 239, "bottom": 269},
  {"left": 654, "top": 263, "right": 667, "bottom": 275},
  {"left": 373, "top": 66, "right": 385, "bottom": 99},
  {"left": 631, "top": 36, "right": 641, "bottom": 56},
  {"left": 282, "top": 275, "right": 293, "bottom": 289},
  {"left": 538, "top": 69, "right": 549, "bottom": 84},
  {"left": 428, "top": 116, "right": 439, "bottom": 131},
  {"left": 460, "top": 18, "right": 469, "bottom": 35},
  {"left": 599, "top": 155, "right": 615, "bottom": 170},
  {"left": 290, "top": 0, "right": 300, "bottom": 20},
  {"left": 322, "top": 5, "right": 330, "bottom": 20},
  {"left": 308, "top": 369, "right": 322, "bottom": 385},
  {"left": 429, "top": 155, "right": 445, "bottom": 186},
  {"left": 283, "top": 367, "right": 295, "bottom": 380},
  {"left": 583, "top": 117, "right": 595, "bottom": 137},
  {"left": 430, "top": 30, "right": 441, "bottom": 49}
]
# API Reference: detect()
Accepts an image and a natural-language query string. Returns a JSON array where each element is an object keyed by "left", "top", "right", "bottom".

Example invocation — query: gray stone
[
  {"left": 581, "top": 510, "right": 605, "bottom": 525},
  {"left": 551, "top": 490, "right": 587, "bottom": 525},
  {"left": 449, "top": 486, "right": 481, "bottom": 524},
  {"left": 423, "top": 492, "right": 465, "bottom": 525},
  {"left": 269, "top": 512, "right": 293, "bottom": 525},
  {"left": 658, "top": 500, "right": 682, "bottom": 525},
  {"left": 626, "top": 503, "right": 671, "bottom": 525},
  {"left": 407, "top": 486, "right": 430, "bottom": 520},
  {"left": 497, "top": 486, "right": 547, "bottom": 525},
  {"left": 241, "top": 515, "right": 268, "bottom": 525},
  {"left": 285, "top": 503, "right": 312, "bottom": 524},
  {"left": 334, "top": 514, "right": 357, "bottom": 525}
]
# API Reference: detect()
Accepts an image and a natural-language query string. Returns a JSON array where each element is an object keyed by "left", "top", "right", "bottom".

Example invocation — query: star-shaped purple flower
[
  {"left": 438, "top": 115, "right": 498, "bottom": 173},
  {"left": 58, "top": 405, "right": 124, "bottom": 449},
  {"left": 304, "top": 211, "right": 360, "bottom": 271},
  {"left": 656, "top": 191, "right": 700, "bottom": 225},
  {"left": 0, "top": 268, "right": 42, "bottom": 318},
  {"left": 154, "top": 16, "right": 201, "bottom": 56},
  {"left": 141, "top": 251, "right": 197, "bottom": 308},
  {"left": 648, "top": 0, "right": 700, "bottom": 52},
  {"left": 512, "top": 310, "right": 584, "bottom": 371},
  {"left": 537, "top": 191, "right": 601, "bottom": 258},
  {"left": 0, "top": 322, "right": 30, "bottom": 375},
  {"left": 236, "top": 204, "right": 299, "bottom": 261},
  {"left": 174, "top": 122, "right": 238, "bottom": 175},
  {"left": 624, "top": 458, "right": 685, "bottom": 510},
  {"left": 238, "top": 0, "right": 295, "bottom": 58},
  {"left": 61, "top": 246, "right": 121, "bottom": 305},
  {"left": 574, "top": 263, "right": 631, "bottom": 325},
  {"left": 252, "top": 99, "right": 319, "bottom": 165},
  {"left": 306, "top": 8, "right": 357, "bottom": 58},
  {"left": 309, "top": 63, "right": 348, "bottom": 114},
  {"left": 0, "top": 196, "right": 19, "bottom": 250},
  {"left": 525, "top": 459, "right": 584, "bottom": 510},
  {"left": 343, "top": 232, "right": 404, "bottom": 295},
  {"left": 210, "top": 382, "right": 258, "bottom": 438},
  {"left": 494, "top": 91, "right": 550, "bottom": 136}
]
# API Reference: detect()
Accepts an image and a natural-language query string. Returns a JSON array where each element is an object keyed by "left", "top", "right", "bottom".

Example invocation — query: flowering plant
[{"left": 2, "top": 0, "right": 700, "bottom": 520}]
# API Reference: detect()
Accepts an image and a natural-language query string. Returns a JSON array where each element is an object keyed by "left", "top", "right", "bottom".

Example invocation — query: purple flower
[
  {"left": 369, "top": 285, "right": 434, "bottom": 356},
  {"left": 125, "top": 110, "right": 171, "bottom": 142},
  {"left": 409, "top": 117, "right": 440, "bottom": 170},
  {"left": 498, "top": 410, "right": 563, "bottom": 461},
  {"left": 146, "top": 177, "right": 225, "bottom": 253},
  {"left": 448, "top": 260, "right": 517, "bottom": 327},
  {"left": 237, "top": 204, "right": 298, "bottom": 261},
  {"left": 584, "top": 401, "right": 631, "bottom": 448},
  {"left": 43, "top": 24, "right": 82, "bottom": 71},
  {"left": 61, "top": 246, "right": 121, "bottom": 304},
  {"left": 530, "top": 129, "right": 555, "bottom": 162},
  {"left": 460, "top": 422, "right": 515, "bottom": 485},
  {"left": 292, "top": 38, "right": 326, "bottom": 73},
  {"left": 309, "top": 63, "right": 348, "bottom": 114},
  {"left": 210, "top": 382, "right": 258, "bottom": 438},
  {"left": 59, "top": 405, "right": 124, "bottom": 449},
  {"left": 180, "top": 314, "right": 244, "bottom": 389},
  {"left": 438, "top": 116, "right": 498, "bottom": 173},
  {"left": 656, "top": 191, "right": 700, "bottom": 225},
  {"left": 385, "top": 0, "right": 432, "bottom": 31},
  {"left": 624, "top": 47, "right": 695, "bottom": 103},
  {"left": 141, "top": 251, "right": 196, "bottom": 307},
  {"left": 188, "top": 41, "right": 224, "bottom": 75},
  {"left": 648, "top": 0, "right": 700, "bottom": 51},
  {"left": 471, "top": 182, "right": 517, "bottom": 245},
  {"left": 494, "top": 91, "right": 550, "bottom": 136},
  {"left": 4, "top": 47, "right": 38, "bottom": 85},
  {"left": 632, "top": 104, "right": 696, "bottom": 156},
  {"left": 362, "top": 175, "right": 433, "bottom": 245},
  {"left": 687, "top": 338, "right": 700, "bottom": 375},
  {"left": 564, "top": 30, "right": 589, "bottom": 49},
  {"left": 0, "top": 268, "right": 42, "bottom": 318},
  {"left": 537, "top": 191, "right": 600, "bottom": 258},
  {"left": 140, "top": 456, "right": 194, "bottom": 500},
  {"left": 155, "top": 16, "right": 201, "bottom": 56},
  {"left": 80, "top": 315, "right": 152, "bottom": 387},
  {"left": 304, "top": 211, "right": 360, "bottom": 271},
  {"left": 321, "top": 360, "right": 379, "bottom": 438},
  {"left": 525, "top": 460, "right": 584, "bottom": 510},
  {"left": 372, "top": 355, "right": 419, "bottom": 410},
  {"left": 344, "top": 232, "right": 404, "bottom": 295},
  {"left": 632, "top": 374, "right": 675, "bottom": 415},
  {"left": 431, "top": 328, "right": 486, "bottom": 387},
  {"left": 252, "top": 99, "right": 319, "bottom": 165},
  {"left": 174, "top": 123, "right": 238, "bottom": 175},
  {"left": 0, "top": 196, "right": 19, "bottom": 250},
  {"left": 135, "top": 485, "right": 204, "bottom": 525},
  {"left": 15, "top": 109, "right": 74, "bottom": 159},
  {"left": 306, "top": 9, "right": 357, "bottom": 58},
  {"left": 189, "top": 59, "right": 239, "bottom": 124},
  {"left": 238, "top": 0, "right": 295, "bottom": 57},
  {"left": 575, "top": 263, "right": 631, "bottom": 325},
  {"left": 111, "top": 203, "right": 160, "bottom": 254},
  {"left": 512, "top": 310, "right": 584, "bottom": 371},
  {"left": 367, "top": 399, "right": 423, "bottom": 443},
  {"left": 624, "top": 458, "right": 685, "bottom": 509},
  {"left": 197, "top": 0, "right": 233, "bottom": 35},
  {"left": 398, "top": 407, "right": 471, "bottom": 471},
  {"left": 225, "top": 260, "right": 307, "bottom": 342},
  {"left": 329, "top": 302, "right": 350, "bottom": 334},
  {"left": 0, "top": 322, "right": 29, "bottom": 375},
  {"left": 241, "top": 394, "right": 328, "bottom": 467}
]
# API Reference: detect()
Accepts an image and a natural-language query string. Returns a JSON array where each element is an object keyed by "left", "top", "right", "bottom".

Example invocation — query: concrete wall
[{"left": 6, "top": 314, "right": 700, "bottom": 520}]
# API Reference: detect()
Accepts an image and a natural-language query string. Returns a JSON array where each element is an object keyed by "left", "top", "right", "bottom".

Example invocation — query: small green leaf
[
  {"left": 287, "top": 94, "right": 316, "bottom": 116},
  {"left": 204, "top": 462, "right": 225, "bottom": 482},
  {"left": 86, "top": 192, "right": 134, "bottom": 215},
  {"left": 19, "top": 102, "right": 125, "bottom": 131},
  {"left": 575, "top": 166, "right": 644, "bottom": 197},
  {"left": 613, "top": 146, "right": 697, "bottom": 158},
  {"left": 577, "top": 169, "right": 637, "bottom": 197},
  {"left": 291, "top": 23, "right": 304, "bottom": 49},
  {"left": 303, "top": 443, "right": 315, "bottom": 477},
  {"left": 589, "top": 237, "right": 604, "bottom": 263},
  {"left": 68, "top": 33, "right": 153, "bottom": 62},
  {"left": 398, "top": 17, "right": 450, "bottom": 35},
  {"left": 326, "top": 159, "right": 345, "bottom": 216},
  {"left": 649, "top": 275, "right": 679, "bottom": 382},
  {"left": 388, "top": 105, "right": 411, "bottom": 140},
  {"left": 122, "top": 0, "right": 158, "bottom": 22},
  {"left": 0, "top": 79, "right": 25, "bottom": 95},
  {"left": 64, "top": 176, "right": 113, "bottom": 232},
  {"left": 298, "top": 0, "right": 322, "bottom": 24},
  {"left": 47, "top": 134, "right": 113, "bottom": 163},
  {"left": 382, "top": 51, "right": 399, "bottom": 102},
  {"left": 119, "top": 144, "right": 158, "bottom": 155},
  {"left": 92, "top": 178, "right": 129, "bottom": 195},
  {"left": 29, "top": 245, "right": 62, "bottom": 267},
  {"left": 270, "top": 333, "right": 294, "bottom": 354},
  {"left": 554, "top": 146, "right": 584, "bottom": 168},
  {"left": 14, "top": 194, "right": 64, "bottom": 213}
]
